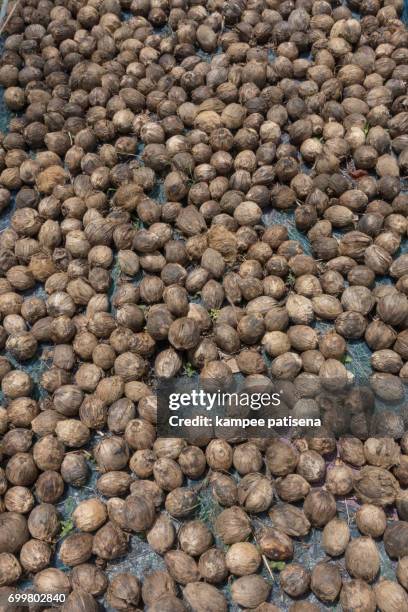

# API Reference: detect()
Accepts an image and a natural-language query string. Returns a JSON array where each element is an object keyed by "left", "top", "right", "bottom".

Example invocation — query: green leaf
[
  {"left": 183, "top": 362, "right": 196, "bottom": 378},
  {"left": 342, "top": 354, "right": 353, "bottom": 364},
  {"left": 269, "top": 561, "right": 286, "bottom": 571},
  {"left": 59, "top": 519, "right": 74, "bottom": 540},
  {"left": 209, "top": 309, "right": 219, "bottom": 321}
]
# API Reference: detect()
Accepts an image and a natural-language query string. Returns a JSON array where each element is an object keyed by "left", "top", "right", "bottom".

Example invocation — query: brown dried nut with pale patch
[
  {"left": 153, "top": 439, "right": 186, "bottom": 460},
  {"left": 32, "top": 434, "right": 64, "bottom": 471},
  {"left": 2, "top": 428, "right": 33, "bottom": 456},
  {"left": 354, "top": 466, "right": 399, "bottom": 507},
  {"left": 125, "top": 418, "right": 156, "bottom": 451},
  {"left": 265, "top": 439, "right": 299, "bottom": 476},
  {"left": 326, "top": 463, "right": 354, "bottom": 496},
  {"left": 19, "top": 539, "right": 52, "bottom": 574},
  {"left": 55, "top": 419, "right": 90, "bottom": 448},
  {"left": 70, "top": 564, "right": 108, "bottom": 597},
  {"left": 27, "top": 503, "right": 59, "bottom": 543},
  {"left": 177, "top": 446, "right": 206, "bottom": 480},
  {"left": 0, "top": 512, "right": 29, "bottom": 554},
  {"left": 210, "top": 472, "right": 238, "bottom": 507},
  {"left": 286, "top": 294, "right": 314, "bottom": 326},
  {"left": 280, "top": 563, "right": 310, "bottom": 599},
  {"left": 165, "top": 487, "right": 198, "bottom": 518},
  {"left": 153, "top": 457, "right": 183, "bottom": 492},
  {"left": 6, "top": 452, "right": 38, "bottom": 487},
  {"left": 61, "top": 589, "right": 99, "bottom": 612},
  {"left": 92, "top": 521, "right": 127, "bottom": 560},
  {"left": 384, "top": 521, "right": 408, "bottom": 559},
  {"left": 363, "top": 437, "right": 400, "bottom": 469},
  {"left": 130, "top": 480, "right": 164, "bottom": 509},
  {"left": 130, "top": 449, "right": 155, "bottom": 479},
  {"left": 345, "top": 537, "right": 380, "bottom": 582},
  {"left": 340, "top": 579, "right": 376, "bottom": 612},
  {"left": 355, "top": 504, "right": 387, "bottom": 538},
  {"left": 262, "top": 331, "right": 290, "bottom": 358},
  {"left": 164, "top": 550, "right": 199, "bottom": 586},
  {"left": 370, "top": 372, "right": 405, "bottom": 402},
  {"left": 374, "top": 580, "right": 408, "bottom": 612},
  {"left": 275, "top": 474, "right": 310, "bottom": 502},
  {"left": 106, "top": 573, "right": 141, "bottom": 611},
  {"left": 61, "top": 452, "right": 90, "bottom": 487},
  {"left": 147, "top": 594, "right": 186, "bottom": 612},
  {"left": 237, "top": 473, "right": 273, "bottom": 513},
  {"left": 141, "top": 570, "right": 176, "bottom": 607},
  {"left": 198, "top": 548, "right": 228, "bottom": 584},
  {"left": 96, "top": 472, "right": 131, "bottom": 498},
  {"left": 93, "top": 436, "right": 129, "bottom": 473},
  {"left": 4, "top": 486, "right": 34, "bottom": 514},
  {"left": 35, "top": 470, "right": 64, "bottom": 504},
  {"left": 2, "top": 370, "right": 33, "bottom": 399},
  {"left": 322, "top": 518, "right": 350, "bottom": 557},
  {"left": 59, "top": 533, "right": 93, "bottom": 567},
  {"left": 147, "top": 514, "right": 176, "bottom": 555},
  {"left": 200, "top": 360, "right": 234, "bottom": 391},
  {"left": 256, "top": 526, "right": 294, "bottom": 561},
  {"left": 319, "top": 331, "right": 346, "bottom": 360},
  {"left": 307, "top": 437, "right": 337, "bottom": 457},
  {"left": 233, "top": 442, "right": 263, "bottom": 475},
  {"left": 303, "top": 489, "right": 337, "bottom": 528},
  {"left": 268, "top": 504, "right": 310, "bottom": 538},
  {"left": 225, "top": 542, "right": 261, "bottom": 576},
  {"left": 33, "top": 567, "right": 71, "bottom": 596},
  {"left": 296, "top": 450, "right": 326, "bottom": 483},
  {"left": 215, "top": 506, "right": 251, "bottom": 545},
  {"left": 0, "top": 553, "right": 21, "bottom": 586},
  {"left": 178, "top": 520, "right": 213, "bottom": 557},
  {"left": 231, "top": 575, "right": 271, "bottom": 610},
  {"left": 338, "top": 437, "right": 366, "bottom": 467},
  {"left": 311, "top": 561, "right": 342, "bottom": 603},
  {"left": 72, "top": 498, "right": 107, "bottom": 533},
  {"left": 124, "top": 494, "right": 155, "bottom": 533}
]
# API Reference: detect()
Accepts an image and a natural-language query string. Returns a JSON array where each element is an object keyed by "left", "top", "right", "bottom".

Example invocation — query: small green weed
[
  {"left": 58, "top": 497, "right": 76, "bottom": 540},
  {"left": 59, "top": 518, "right": 74, "bottom": 540},
  {"left": 209, "top": 309, "right": 220, "bottom": 322},
  {"left": 268, "top": 561, "right": 286, "bottom": 571},
  {"left": 132, "top": 217, "right": 143, "bottom": 229},
  {"left": 183, "top": 362, "right": 196, "bottom": 378}
]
